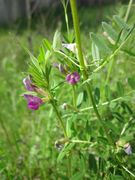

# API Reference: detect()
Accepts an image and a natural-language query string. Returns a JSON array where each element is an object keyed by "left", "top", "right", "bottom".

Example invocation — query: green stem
[
  {"left": 67, "top": 154, "right": 72, "bottom": 177},
  {"left": 70, "top": 139, "right": 92, "bottom": 144},
  {"left": 64, "top": 8, "right": 70, "bottom": 36},
  {"left": 124, "top": 0, "right": 133, "bottom": 22},
  {"left": 61, "top": 0, "right": 70, "bottom": 35},
  {"left": 51, "top": 99, "right": 72, "bottom": 177},
  {"left": 70, "top": 0, "right": 114, "bottom": 146},
  {"left": 122, "top": 165, "right": 135, "bottom": 178},
  {"left": 70, "top": 0, "right": 87, "bottom": 76},
  {"left": 105, "top": 57, "right": 115, "bottom": 84},
  {"left": 72, "top": 85, "right": 77, "bottom": 107},
  {"left": 51, "top": 100, "right": 67, "bottom": 137}
]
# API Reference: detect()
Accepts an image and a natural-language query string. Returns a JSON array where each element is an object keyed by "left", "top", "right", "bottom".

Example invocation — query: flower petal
[
  {"left": 124, "top": 143, "right": 132, "bottom": 155},
  {"left": 53, "top": 62, "right": 66, "bottom": 74},
  {"left": 28, "top": 102, "right": 39, "bottom": 110},
  {"left": 66, "top": 72, "right": 80, "bottom": 85},
  {"left": 23, "top": 94, "right": 43, "bottom": 110},
  {"left": 23, "top": 76, "right": 35, "bottom": 91}
]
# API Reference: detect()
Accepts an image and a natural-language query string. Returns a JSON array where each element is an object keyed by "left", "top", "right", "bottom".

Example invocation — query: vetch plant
[
  {"left": 21, "top": 0, "right": 135, "bottom": 178},
  {"left": 23, "top": 94, "right": 43, "bottom": 110}
]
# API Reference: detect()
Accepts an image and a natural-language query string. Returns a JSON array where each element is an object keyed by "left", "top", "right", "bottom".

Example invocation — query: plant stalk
[
  {"left": 70, "top": 0, "right": 114, "bottom": 145},
  {"left": 72, "top": 85, "right": 77, "bottom": 107},
  {"left": 124, "top": 0, "right": 133, "bottom": 22},
  {"left": 51, "top": 100, "right": 67, "bottom": 137},
  {"left": 105, "top": 57, "right": 115, "bottom": 84}
]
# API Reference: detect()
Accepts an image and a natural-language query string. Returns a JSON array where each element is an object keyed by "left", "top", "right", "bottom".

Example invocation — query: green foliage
[{"left": 0, "top": 1, "right": 135, "bottom": 179}]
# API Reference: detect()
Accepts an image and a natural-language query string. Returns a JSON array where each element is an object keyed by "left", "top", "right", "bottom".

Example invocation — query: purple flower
[
  {"left": 53, "top": 63, "right": 66, "bottom": 74},
  {"left": 124, "top": 143, "right": 132, "bottom": 155},
  {"left": 23, "top": 94, "right": 43, "bottom": 110},
  {"left": 23, "top": 76, "right": 36, "bottom": 91},
  {"left": 66, "top": 72, "right": 80, "bottom": 85}
]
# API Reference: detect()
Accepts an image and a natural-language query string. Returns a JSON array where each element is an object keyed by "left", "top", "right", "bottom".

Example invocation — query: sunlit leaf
[
  {"left": 91, "top": 42, "right": 100, "bottom": 66},
  {"left": 102, "top": 22, "right": 118, "bottom": 42},
  {"left": 90, "top": 33, "right": 112, "bottom": 56}
]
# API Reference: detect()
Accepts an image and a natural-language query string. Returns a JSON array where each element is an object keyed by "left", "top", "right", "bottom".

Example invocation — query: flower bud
[
  {"left": 53, "top": 62, "right": 66, "bottom": 74},
  {"left": 23, "top": 76, "right": 36, "bottom": 91},
  {"left": 66, "top": 72, "right": 80, "bottom": 85},
  {"left": 61, "top": 103, "right": 68, "bottom": 110}
]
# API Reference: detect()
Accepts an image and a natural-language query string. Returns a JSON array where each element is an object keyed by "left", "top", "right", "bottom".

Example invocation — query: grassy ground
[{"left": 0, "top": 3, "right": 135, "bottom": 179}]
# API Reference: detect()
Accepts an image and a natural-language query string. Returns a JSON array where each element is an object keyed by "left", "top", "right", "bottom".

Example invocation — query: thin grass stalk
[
  {"left": 70, "top": 0, "right": 114, "bottom": 146},
  {"left": 125, "top": 0, "right": 133, "bottom": 22}
]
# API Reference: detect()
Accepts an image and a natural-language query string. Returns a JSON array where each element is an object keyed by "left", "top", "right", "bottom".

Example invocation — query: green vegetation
[{"left": 0, "top": 1, "right": 135, "bottom": 179}]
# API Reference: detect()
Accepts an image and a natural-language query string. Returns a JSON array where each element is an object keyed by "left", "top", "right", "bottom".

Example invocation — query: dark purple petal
[
  {"left": 23, "top": 77, "right": 35, "bottom": 91},
  {"left": 24, "top": 94, "right": 42, "bottom": 104},
  {"left": 73, "top": 72, "right": 80, "bottom": 81},
  {"left": 66, "top": 72, "right": 80, "bottom": 85},
  {"left": 23, "top": 94, "right": 43, "bottom": 110},
  {"left": 69, "top": 77, "right": 76, "bottom": 85},
  {"left": 66, "top": 74, "right": 71, "bottom": 81},
  {"left": 28, "top": 101, "right": 39, "bottom": 110}
]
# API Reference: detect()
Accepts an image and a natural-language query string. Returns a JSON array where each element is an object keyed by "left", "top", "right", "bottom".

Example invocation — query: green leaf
[
  {"left": 113, "top": 15, "right": 129, "bottom": 30},
  {"left": 112, "top": 112, "right": 124, "bottom": 122},
  {"left": 79, "top": 156, "right": 85, "bottom": 175},
  {"left": 53, "top": 30, "right": 60, "bottom": 49},
  {"left": 121, "top": 102, "right": 133, "bottom": 115},
  {"left": 97, "top": 137, "right": 108, "bottom": 144},
  {"left": 121, "top": 49, "right": 135, "bottom": 57},
  {"left": 71, "top": 172, "right": 83, "bottom": 180},
  {"left": 113, "top": 16, "right": 133, "bottom": 41},
  {"left": 110, "top": 175, "right": 124, "bottom": 180},
  {"left": 25, "top": 48, "right": 42, "bottom": 73},
  {"left": 38, "top": 45, "right": 46, "bottom": 63},
  {"left": 94, "top": 87, "right": 100, "bottom": 105},
  {"left": 106, "top": 121, "right": 119, "bottom": 135},
  {"left": 117, "top": 81, "right": 124, "bottom": 96},
  {"left": 77, "top": 92, "right": 84, "bottom": 107},
  {"left": 66, "top": 119, "right": 72, "bottom": 137},
  {"left": 91, "top": 42, "right": 100, "bottom": 66},
  {"left": 128, "top": 77, "right": 135, "bottom": 89},
  {"left": 88, "top": 154, "right": 97, "bottom": 173},
  {"left": 90, "top": 33, "right": 112, "bottom": 56},
  {"left": 102, "top": 22, "right": 118, "bottom": 42},
  {"left": 57, "top": 143, "right": 74, "bottom": 163},
  {"left": 105, "top": 85, "right": 112, "bottom": 101},
  {"left": 43, "top": 39, "right": 52, "bottom": 51}
]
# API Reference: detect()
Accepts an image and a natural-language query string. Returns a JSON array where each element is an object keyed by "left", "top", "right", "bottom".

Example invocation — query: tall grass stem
[
  {"left": 125, "top": 0, "right": 133, "bottom": 22},
  {"left": 70, "top": 0, "right": 114, "bottom": 146}
]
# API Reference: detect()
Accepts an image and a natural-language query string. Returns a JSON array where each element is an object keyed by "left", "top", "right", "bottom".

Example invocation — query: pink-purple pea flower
[
  {"left": 66, "top": 72, "right": 80, "bottom": 85},
  {"left": 23, "top": 76, "right": 43, "bottom": 110},
  {"left": 24, "top": 94, "right": 43, "bottom": 110},
  {"left": 23, "top": 76, "right": 36, "bottom": 91}
]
